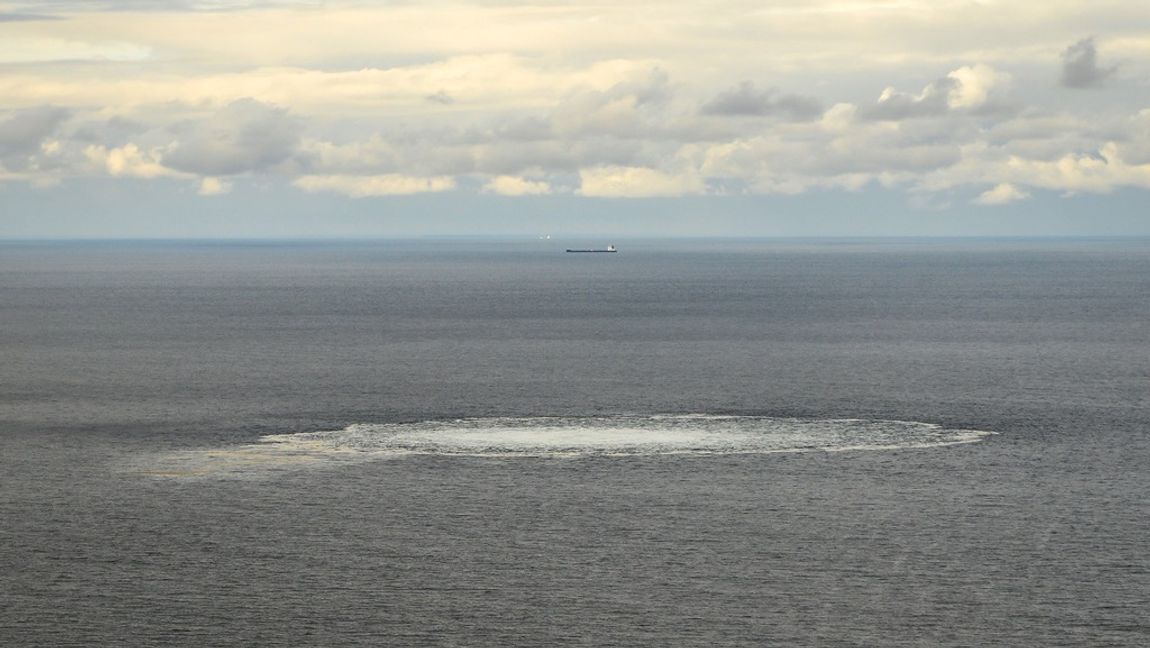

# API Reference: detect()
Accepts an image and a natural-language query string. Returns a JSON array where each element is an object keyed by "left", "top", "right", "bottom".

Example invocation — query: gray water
[{"left": 2, "top": 238, "right": 1149, "bottom": 646}]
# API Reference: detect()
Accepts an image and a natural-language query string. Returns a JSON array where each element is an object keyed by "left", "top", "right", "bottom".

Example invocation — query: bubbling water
[{"left": 132, "top": 415, "right": 995, "bottom": 478}]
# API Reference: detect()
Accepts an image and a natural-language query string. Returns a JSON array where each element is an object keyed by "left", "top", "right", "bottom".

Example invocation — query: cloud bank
[{"left": 0, "top": 2, "right": 1148, "bottom": 212}]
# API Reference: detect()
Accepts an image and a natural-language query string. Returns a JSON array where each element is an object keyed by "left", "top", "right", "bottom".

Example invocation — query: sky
[{"left": 1, "top": 0, "right": 1148, "bottom": 238}]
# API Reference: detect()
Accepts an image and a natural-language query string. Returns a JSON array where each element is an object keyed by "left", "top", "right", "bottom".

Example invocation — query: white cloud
[
  {"left": 861, "top": 64, "right": 1006, "bottom": 120},
  {"left": 18, "top": 1, "right": 1149, "bottom": 76},
  {"left": 299, "top": 136, "right": 401, "bottom": 175},
  {"left": 293, "top": 174, "right": 456, "bottom": 197},
  {"left": 0, "top": 37, "right": 150, "bottom": 64},
  {"left": 863, "top": 78, "right": 957, "bottom": 121},
  {"left": 84, "top": 143, "right": 172, "bottom": 178},
  {"left": 918, "top": 140, "right": 1150, "bottom": 198},
  {"left": 1002, "top": 145, "right": 1150, "bottom": 193},
  {"left": 0, "top": 56, "right": 659, "bottom": 117},
  {"left": 974, "top": 182, "right": 1030, "bottom": 205},
  {"left": 819, "top": 103, "right": 858, "bottom": 132},
  {"left": 579, "top": 166, "right": 704, "bottom": 198},
  {"left": 946, "top": 64, "right": 1005, "bottom": 109},
  {"left": 551, "top": 69, "right": 672, "bottom": 139},
  {"left": 198, "top": 177, "right": 231, "bottom": 196},
  {"left": 481, "top": 175, "right": 552, "bottom": 196},
  {"left": 0, "top": 0, "right": 1148, "bottom": 209}
]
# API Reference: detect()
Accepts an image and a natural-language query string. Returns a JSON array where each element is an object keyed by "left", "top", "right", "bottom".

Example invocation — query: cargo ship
[{"left": 566, "top": 245, "right": 617, "bottom": 253}]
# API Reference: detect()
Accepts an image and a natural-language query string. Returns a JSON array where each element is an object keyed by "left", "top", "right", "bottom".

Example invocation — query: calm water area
[{"left": 2, "top": 238, "right": 1149, "bottom": 646}]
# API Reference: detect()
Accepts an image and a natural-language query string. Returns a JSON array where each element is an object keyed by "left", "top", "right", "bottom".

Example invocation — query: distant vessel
[{"left": 566, "top": 245, "right": 617, "bottom": 253}]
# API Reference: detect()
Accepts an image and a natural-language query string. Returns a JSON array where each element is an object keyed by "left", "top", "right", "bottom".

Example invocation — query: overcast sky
[{"left": 1, "top": 0, "right": 1149, "bottom": 238}]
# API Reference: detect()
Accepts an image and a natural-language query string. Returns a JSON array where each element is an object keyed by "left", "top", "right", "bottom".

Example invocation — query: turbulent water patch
[{"left": 131, "top": 415, "right": 995, "bottom": 478}]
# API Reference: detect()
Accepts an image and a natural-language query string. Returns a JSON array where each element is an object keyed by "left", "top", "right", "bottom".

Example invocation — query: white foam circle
[{"left": 133, "top": 416, "right": 995, "bottom": 478}]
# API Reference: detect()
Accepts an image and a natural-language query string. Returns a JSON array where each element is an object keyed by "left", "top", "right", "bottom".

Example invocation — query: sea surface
[{"left": 2, "top": 238, "right": 1149, "bottom": 646}]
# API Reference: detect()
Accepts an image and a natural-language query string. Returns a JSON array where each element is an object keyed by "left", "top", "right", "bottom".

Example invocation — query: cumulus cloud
[
  {"left": 84, "top": 143, "right": 171, "bottom": 178},
  {"left": 551, "top": 69, "right": 673, "bottom": 138},
  {"left": 198, "top": 177, "right": 231, "bottom": 196},
  {"left": 293, "top": 174, "right": 456, "bottom": 197},
  {"left": 298, "top": 135, "right": 401, "bottom": 175},
  {"left": 946, "top": 64, "right": 1005, "bottom": 109},
  {"left": 0, "top": 107, "right": 71, "bottom": 159},
  {"left": 861, "top": 77, "right": 958, "bottom": 121},
  {"left": 1061, "top": 37, "right": 1116, "bottom": 89},
  {"left": 915, "top": 138, "right": 1150, "bottom": 199},
  {"left": 299, "top": 129, "right": 645, "bottom": 181},
  {"left": 481, "top": 175, "right": 552, "bottom": 196},
  {"left": 974, "top": 183, "right": 1030, "bottom": 205},
  {"left": 859, "top": 64, "right": 1008, "bottom": 122},
  {"left": 699, "top": 115, "right": 965, "bottom": 195},
  {"left": 2, "top": 3, "right": 1149, "bottom": 209},
  {"left": 579, "top": 166, "right": 704, "bottom": 198},
  {"left": 1002, "top": 144, "right": 1150, "bottom": 194},
  {"left": 163, "top": 99, "right": 301, "bottom": 176},
  {"left": 700, "top": 82, "right": 823, "bottom": 121}
]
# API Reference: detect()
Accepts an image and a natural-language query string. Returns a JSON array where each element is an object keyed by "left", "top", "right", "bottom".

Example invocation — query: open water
[{"left": 2, "top": 238, "right": 1149, "bottom": 646}]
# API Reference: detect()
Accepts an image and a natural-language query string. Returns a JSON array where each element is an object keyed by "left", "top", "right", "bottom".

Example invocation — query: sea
[{"left": 2, "top": 238, "right": 1148, "bottom": 647}]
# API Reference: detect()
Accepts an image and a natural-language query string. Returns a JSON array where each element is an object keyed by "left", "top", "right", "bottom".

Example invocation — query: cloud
[
  {"left": 0, "top": 37, "right": 151, "bottom": 64},
  {"left": 481, "top": 175, "right": 552, "bottom": 196},
  {"left": 700, "top": 82, "right": 823, "bottom": 120},
  {"left": 860, "top": 64, "right": 1008, "bottom": 121},
  {"left": 579, "top": 166, "right": 703, "bottom": 198},
  {"left": 974, "top": 183, "right": 1030, "bottom": 205},
  {"left": 861, "top": 77, "right": 958, "bottom": 121},
  {"left": 1001, "top": 144, "right": 1150, "bottom": 194},
  {"left": 14, "top": 1, "right": 1143, "bottom": 78},
  {"left": 84, "top": 143, "right": 172, "bottom": 178},
  {"left": 0, "top": 107, "right": 72, "bottom": 173},
  {"left": 69, "top": 116, "right": 148, "bottom": 147},
  {"left": 293, "top": 174, "right": 456, "bottom": 197},
  {"left": 2, "top": 3, "right": 1149, "bottom": 209},
  {"left": 1115, "top": 109, "right": 1150, "bottom": 165},
  {"left": 699, "top": 115, "right": 965, "bottom": 194},
  {"left": 298, "top": 135, "right": 401, "bottom": 175},
  {"left": 425, "top": 90, "right": 455, "bottom": 105},
  {"left": 163, "top": 99, "right": 301, "bottom": 176},
  {"left": 11, "top": 1, "right": 317, "bottom": 10},
  {"left": 0, "top": 107, "right": 71, "bottom": 158},
  {"left": 0, "top": 13, "right": 62, "bottom": 22},
  {"left": 0, "top": 55, "right": 660, "bottom": 122},
  {"left": 198, "top": 177, "right": 231, "bottom": 196},
  {"left": 917, "top": 140, "right": 1150, "bottom": 198},
  {"left": 945, "top": 64, "right": 1004, "bottom": 109},
  {"left": 1061, "top": 37, "right": 1116, "bottom": 89},
  {"left": 551, "top": 68, "right": 672, "bottom": 138}
]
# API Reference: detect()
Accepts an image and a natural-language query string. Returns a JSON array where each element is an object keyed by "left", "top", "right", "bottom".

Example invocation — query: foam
[{"left": 130, "top": 415, "right": 996, "bottom": 478}]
